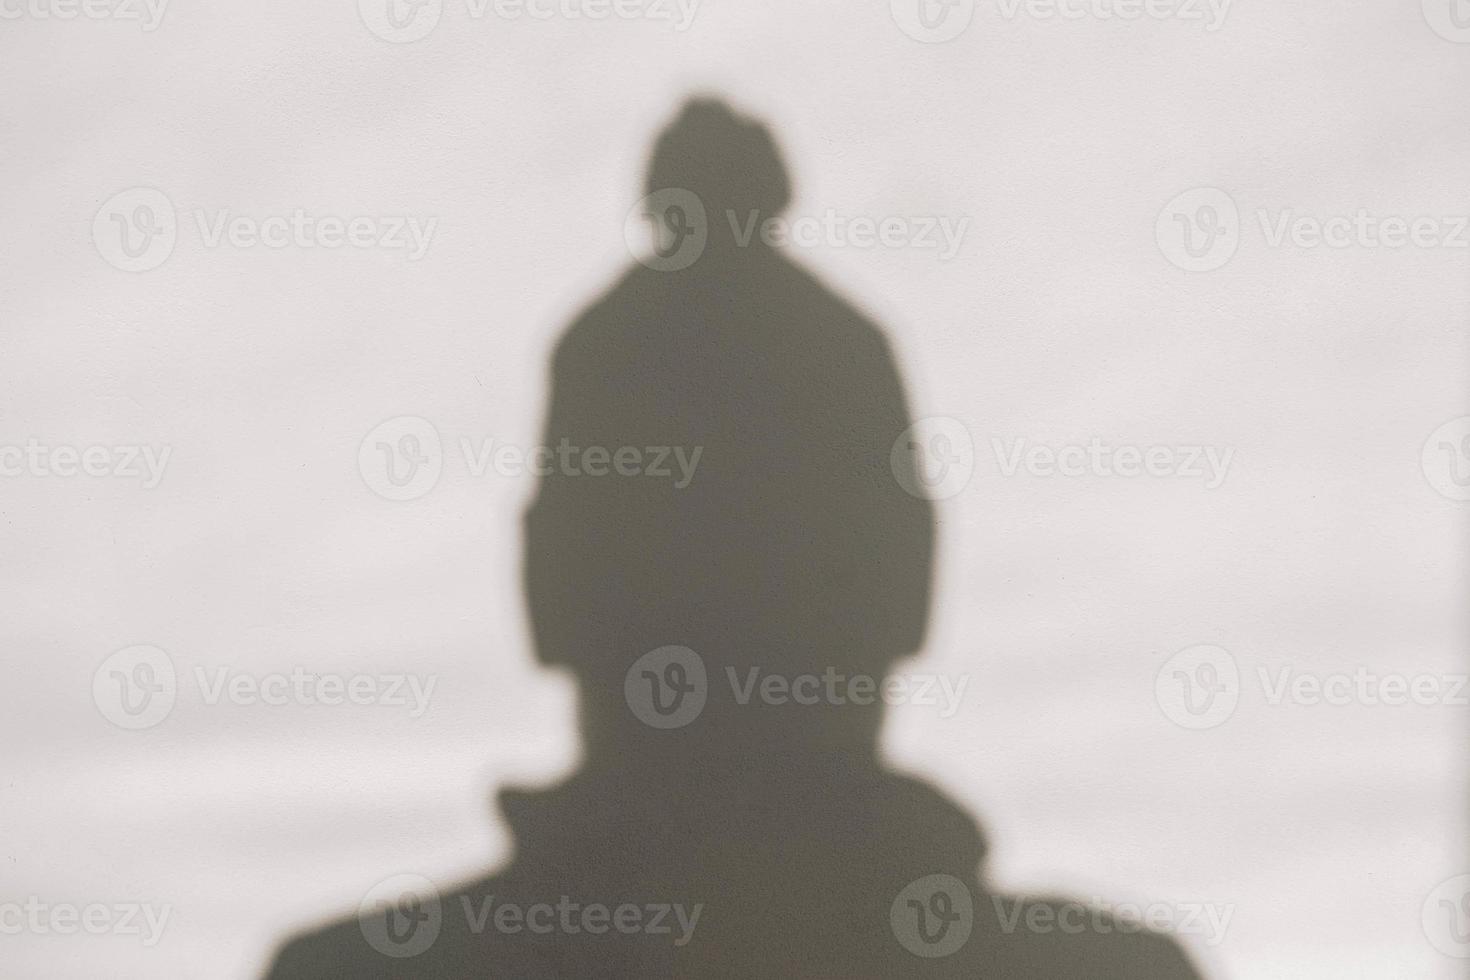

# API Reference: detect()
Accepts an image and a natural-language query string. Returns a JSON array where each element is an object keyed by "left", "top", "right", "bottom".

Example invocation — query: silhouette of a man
[{"left": 265, "top": 97, "right": 1204, "bottom": 978}]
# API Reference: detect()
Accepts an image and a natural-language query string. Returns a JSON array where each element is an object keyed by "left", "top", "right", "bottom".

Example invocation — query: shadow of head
[
  {"left": 522, "top": 96, "right": 936, "bottom": 769},
  {"left": 645, "top": 96, "right": 791, "bottom": 231},
  {"left": 262, "top": 95, "right": 1209, "bottom": 980}
]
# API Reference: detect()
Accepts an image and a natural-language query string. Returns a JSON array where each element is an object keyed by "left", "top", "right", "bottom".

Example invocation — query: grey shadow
[{"left": 264, "top": 96, "right": 1207, "bottom": 979}]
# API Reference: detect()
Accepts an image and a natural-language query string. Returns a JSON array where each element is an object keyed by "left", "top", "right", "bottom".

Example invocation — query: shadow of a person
[{"left": 265, "top": 97, "right": 1205, "bottom": 979}]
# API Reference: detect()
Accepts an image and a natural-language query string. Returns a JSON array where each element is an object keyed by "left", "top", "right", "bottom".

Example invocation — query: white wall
[{"left": 1, "top": 0, "right": 1466, "bottom": 976}]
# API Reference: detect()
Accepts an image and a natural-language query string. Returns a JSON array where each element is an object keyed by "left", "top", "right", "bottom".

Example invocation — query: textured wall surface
[{"left": 1, "top": 2, "right": 1467, "bottom": 976}]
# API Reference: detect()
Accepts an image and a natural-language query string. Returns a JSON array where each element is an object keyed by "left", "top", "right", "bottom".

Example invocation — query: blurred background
[{"left": 1, "top": 0, "right": 1467, "bottom": 976}]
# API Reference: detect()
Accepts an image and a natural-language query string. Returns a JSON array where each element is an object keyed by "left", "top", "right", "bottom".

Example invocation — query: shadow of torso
[
  {"left": 266, "top": 249, "right": 1202, "bottom": 979},
  {"left": 268, "top": 760, "right": 1199, "bottom": 977}
]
